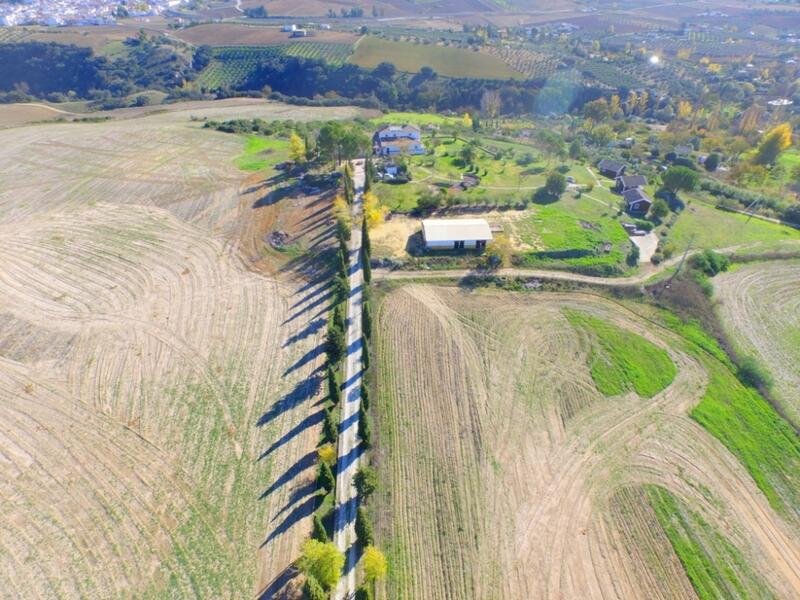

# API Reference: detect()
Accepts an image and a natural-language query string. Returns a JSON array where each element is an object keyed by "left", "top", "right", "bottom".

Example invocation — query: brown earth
[
  {"left": 373, "top": 284, "right": 800, "bottom": 599},
  {"left": 172, "top": 23, "right": 359, "bottom": 46},
  {"left": 0, "top": 101, "right": 357, "bottom": 598}
]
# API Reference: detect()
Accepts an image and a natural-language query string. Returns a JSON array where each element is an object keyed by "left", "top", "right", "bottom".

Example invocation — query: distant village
[{"left": 0, "top": 0, "right": 186, "bottom": 26}]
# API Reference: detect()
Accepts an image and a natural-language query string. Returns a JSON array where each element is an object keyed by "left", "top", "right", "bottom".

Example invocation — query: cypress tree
[
  {"left": 361, "top": 335, "right": 369, "bottom": 371},
  {"left": 322, "top": 408, "right": 337, "bottom": 444},
  {"left": 355, "top": 506, "right": 374, "bottom": 546},
  {"left": 359, "top": 405, "right": 372, "bottom": 449},
  {"left": 312, "top": 512, "right": 329, "bottom": 542},
  {"left": 362, "top": 300, "right": 372, "bottom": 339},
  {"left": 361, "top": 215, "right": 371, "bottom": 257},
  {"left": 362, "top": 250, "right": 372, "bottom": 284},
  {"left": 360, "top": 381, "right": 369, "bottom": 411},
  {"left": 317, "top": 460, "right": 335, "bottom": 493},
  {"left": 328, "top": 367, "right": 341, "bottom": 405}
]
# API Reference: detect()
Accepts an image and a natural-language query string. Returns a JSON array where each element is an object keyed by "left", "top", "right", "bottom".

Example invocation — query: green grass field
[
  {"left": 666, "top": 199, "right": 800, "bottom": 250},
  {"left": 646, "top": 485, "right": 776, "bottom": 600},
  {"left": 234, "top": 135, "right": 289, "bottom": 172},
  {"left": 565, "top": 310, "right": 677, "bottom": 398},
  {"left": 349, "top": 37, "right": 524, "bottom": 80}
]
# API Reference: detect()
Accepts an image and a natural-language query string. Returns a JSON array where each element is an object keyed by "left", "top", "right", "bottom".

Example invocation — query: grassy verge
[
  {"left": 564, "top": 309, "right": 677, "bottom": 398},
  {"left": 646, "top": 485, "right": 776, "bottom": 600}
]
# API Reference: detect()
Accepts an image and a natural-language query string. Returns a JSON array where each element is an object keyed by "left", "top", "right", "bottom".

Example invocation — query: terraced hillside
[
  {"left": 0, "top": 101, "right": 360, "bottom": 598},
  {"left": 373, "top": 285, "right": 800, "bottom": 600}
]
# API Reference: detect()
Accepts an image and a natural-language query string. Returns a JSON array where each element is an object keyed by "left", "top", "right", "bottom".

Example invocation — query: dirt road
[{"left": 333, "top": 160, "right": 366, "bottom": 600}]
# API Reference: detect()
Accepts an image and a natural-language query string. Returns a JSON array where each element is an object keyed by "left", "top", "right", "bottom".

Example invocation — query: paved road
[{"left": 333, "top": 160, "right": 365, "bottom": 600}]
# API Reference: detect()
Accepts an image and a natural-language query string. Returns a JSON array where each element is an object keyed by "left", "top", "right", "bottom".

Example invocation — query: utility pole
[{"left": 656, "top": 234, "right": 695, "bottom": 300}]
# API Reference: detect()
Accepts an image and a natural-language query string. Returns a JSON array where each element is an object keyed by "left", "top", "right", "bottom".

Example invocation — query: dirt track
[
  {"left": 715, "top": 261, "right": 800, "bottom": 429},
  {"left": 374, "top": 285, "right": 800, "bottom": 599},
  {"left": 0, "top": 103, "right": 348, "bottom": 598}
]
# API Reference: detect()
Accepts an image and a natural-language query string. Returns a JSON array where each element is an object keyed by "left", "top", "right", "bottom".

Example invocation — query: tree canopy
[{"left": 298, "top": 540, "right": 345, "bottom": 591}]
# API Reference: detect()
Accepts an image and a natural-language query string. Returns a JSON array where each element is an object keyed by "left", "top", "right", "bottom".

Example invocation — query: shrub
[
  {"left": 627, "top": 244, "right": 640, "bottom": 266},
  {"left": 359, "top": 406, "right": 372, "bottom": 448},
  {"left": 312, "top": 512, "right": 329, "bottom": 542},
  {"left": 355, "top": 586, "right": 373, "bottom": 600},
  {"left": 298, "top": 540, "right": 345, "bottom": 592},
  {"left": 738, "top": 356, "right": 773, "bottom": 390},
  {"left": 303, "top": 575, "right": 327, "bottom": 600},
  {"left": 704, "top": 153, "right": 720, "bottom": 172},
  {"left": 690, "top": 249, "right": 730, "bottom": 277},
  {"left": 360, "top": 381, "right": 370, "bottom": 411},
  {"left": 317, "top": 461, "right": 335, "bottom": 493},
  {"left": 354, "top": 465, "right": 378, "bottom": 500},
  {"left": 322, "top": 409, "right": 337, "bottom": 444}
]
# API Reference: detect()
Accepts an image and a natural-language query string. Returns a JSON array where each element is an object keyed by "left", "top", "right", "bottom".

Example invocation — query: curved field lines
[
  {"left": 375, "top": 285, "right": 800, "bottom": 600},
  {"left": 715, "top": 261, "right": 800, "bottom": 429},
  {"left": 0, "top": 111, "right": 335, "bottom": 597}
]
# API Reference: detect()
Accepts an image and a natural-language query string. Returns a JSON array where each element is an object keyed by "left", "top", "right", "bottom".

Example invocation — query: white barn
[{"left": 422, "top": 218, "right": 493, "bottom": 250}]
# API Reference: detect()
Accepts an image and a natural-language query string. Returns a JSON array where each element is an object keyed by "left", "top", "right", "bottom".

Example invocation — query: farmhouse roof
[
  {"left": 598, "top": 158, "right": 625, "bottom": 173},
  {"left": 623, "top": 188, "right": 652, "bottom": 206},
  {"left": 378, "top": 124, "right": 421, "bottom": 133},
  {"left": 617, "top": 175, "right": 647, "bottom": 188},
  {"left": 422, "top": 218, "right": 493, "bottom": 242}
]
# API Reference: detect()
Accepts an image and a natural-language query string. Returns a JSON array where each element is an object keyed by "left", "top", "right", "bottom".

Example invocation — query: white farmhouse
[
  {"left": 422, "top": 218, "right": 493, "bottom": 250},
  {"left": 377, "top": 124, "right": 421, "bottom": 142}
]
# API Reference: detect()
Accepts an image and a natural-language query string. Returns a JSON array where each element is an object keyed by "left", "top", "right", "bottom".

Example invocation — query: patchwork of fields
[{"left": 373, "top": 285, "right": 800, "bottom": 599}]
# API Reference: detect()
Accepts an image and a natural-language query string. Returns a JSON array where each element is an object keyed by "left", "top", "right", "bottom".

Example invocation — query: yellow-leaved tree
[
  {"left": 753, "top": 122, "right": 793, "bottom": 165},
  {"left": 462, "top": 112, "right": 473, "bottom": 129},
  {"left": 333, "top": 193, "right": 352, "bottom": 232},
  {"left": 677, "top": 100, "right": 693, "bottom": 119},
  {"left": 363, "top": 191, "right": 387, "bottom": 228},
  {"left": 317, "top": 444, "right": 336, "bottom": 466},
  {"left": 289, "top": 132, "right": 306, "bottom": 163},
  {"left": 298, "top": 539, "right": 344, "bottom": 591},
  {"left": 362, "top": 545, "right": 388, "bottom": 585}
]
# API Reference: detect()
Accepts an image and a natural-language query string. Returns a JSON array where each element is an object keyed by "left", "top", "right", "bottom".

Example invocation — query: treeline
[
  {"left": 233, "top": 58, "right": 603, "bottom": 115},
  {"left": 0, "top": 38, "right": 208, "bottom": 103}
]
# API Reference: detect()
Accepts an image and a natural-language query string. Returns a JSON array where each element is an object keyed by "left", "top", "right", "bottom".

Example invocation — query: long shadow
[
  {"left": 259, "top": 450, "right": 318, "bottom": 498},
  {"left": 257, "top": 372, "right": 322, "bottom": 428},
  {"left": 282, "top": 343, "right": 327, "bottom": 377},
  {"left": 336, "top": 443, "right": 364, "bottom": 476},
  {"left": 256, "top": 565, "right": 300, "bottom": 600},
  {"left": 253, "top": 185, "right": 295, "bottom": 209},
  {"left": 342, "top": 541, "right": 364, "bottom": 577},
  {"left": 333, "top": 496, "right": 359, "bottom": 534},
  {"left": 289, "top": 282, "right": 332, "bottom": 311},
  {"left": 345, "top": 337, "right": 362, "bottom": 358},
  {"left": 262, "top": 494, "right": 318, "bottom": 546},
  {"left": 338, "top": 409, "right": 360, "bottom": 434},
  {"left": 341, "top": 369, "right": 363, "bottom": 391},
  {"left": 282, "top": 291, "right": 334, "bottom": 325},
  {"left": 346, "top": 385, "right": 361, "bottom": 404},
  {"left": 271, "top": 482, "right": 318, "bottom": 521},
  {"left": 259, "top": 411, "right": 324, "bottom": 461},
  {"left": 299, "top": 203, "right": 331, "bottom": 223},
  {"left": 281, "top": 317, "right": 326, "bottom": 348}
]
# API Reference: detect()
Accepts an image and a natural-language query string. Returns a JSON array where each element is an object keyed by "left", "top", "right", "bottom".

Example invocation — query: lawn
[
  {"left": 349, "top": 37, "right": 524, "bottom": 80},
  {"left": 665, "top": 198, "right": 800, "bottom": 251},
  {"left": 646, "top": 485, "right": 776, "bottom": 600},
  {"left": 234, "top": 135, "right": 289, "bottom": 172},
  {"left": 565, "top": 310, "right": 677, "bottom": 398}
]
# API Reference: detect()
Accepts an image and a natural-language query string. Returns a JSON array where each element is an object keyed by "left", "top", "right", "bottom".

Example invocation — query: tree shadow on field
[
  {"left": 259, "top": 411, "right": 325, "bottom": 461},
  {"left": 282, "top": 316, "right": 326, "bottom": 348},
  {"left": 259, "top": 450, "right": 318, "bottom": 498},
  {"left": 271, "top": 480, "right": 317, "bottom": 521},
  {"left": 257, "top": 371, "right": 323, "bottom": 428},
  {"left": 282, "top": 344, "right": 327, "bottom": 378},
  {"left": 262, "top": 494, "right": 319, "bottom": 546},
  {"left": 256, "top": 565, "right": 301, "bottom": 600},
  {"left": 253, "top": 185, "right": 295, "bottom": 209}
]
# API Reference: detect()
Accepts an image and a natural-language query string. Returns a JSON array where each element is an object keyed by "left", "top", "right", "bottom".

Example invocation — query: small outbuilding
[
  {"left": 598, "top": 159, "right": 626, "bottom": 179},
  {"left": 422, "top": 218, "right": 493, "bottom": 250}
]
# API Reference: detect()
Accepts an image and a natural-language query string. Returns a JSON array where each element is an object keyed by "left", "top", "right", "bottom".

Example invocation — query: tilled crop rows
[
  {"left": 0, "top": 108, "right": 334, "bottom": 598},
  {"left": 715, "top": 261, "right": 800, "bottom": 430},
  {"left": 375, "top": 285, "right": 800, "bottom": 600}
]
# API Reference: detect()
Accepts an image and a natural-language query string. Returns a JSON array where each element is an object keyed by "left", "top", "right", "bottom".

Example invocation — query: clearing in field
[
  {"left": 348, "top": 36, "right": 524, "bottom": 80},
  {"left": 0, "top": 100, "right": 359, "bottom": 598},
  {"left": 372, "top": 284, "right": 800, "bottom": 599}
]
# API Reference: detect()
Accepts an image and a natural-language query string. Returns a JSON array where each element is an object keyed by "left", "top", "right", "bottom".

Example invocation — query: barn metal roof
[{"left": 422, "top": 218, "right": 493, "bottom": 242}]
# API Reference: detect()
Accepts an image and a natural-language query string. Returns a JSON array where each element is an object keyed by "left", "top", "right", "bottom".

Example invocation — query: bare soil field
[
  {"left": 0, "top": 101, "right": 357, "bottom": 598},
  {"left": 373, "top": 284, "right": 800, "bottom": 599},
  {"left": 172, "top": 24, "right": 359, "bottom": 47},
  {"left": 715, "top": 261, "right": 800, "bottom": 429}
]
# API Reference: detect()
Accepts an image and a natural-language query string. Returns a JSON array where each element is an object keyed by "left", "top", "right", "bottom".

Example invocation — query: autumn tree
[
  {"left": 484, "top": 234, "right": 513, "bottom": 268},
  {"left": 362, "top": 546, "right": 388, "bottom": 585},
  {"left": 462, "top": 112, "right": 473, "bottom": 129},
  {"left": 289, "top": 132, "right": 306, "bottom": 164},
  {"left": 363, "top": 191, "right": 387, "bottom": 228},
  {"left": 753, "top": 122, "right": 792, "bottom": 165},
  {"left": 298, "top": 540, "right": 345, "bottom": 591},
  {"left": 318, "top": 443, "right": 337, "bottom": 466}
]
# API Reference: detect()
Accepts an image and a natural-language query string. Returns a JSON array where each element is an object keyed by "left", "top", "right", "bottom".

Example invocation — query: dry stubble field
[
  {"left": 715, "top": 261, "right": 800, "bottom": 429},
  {"left": 0, "top": 101, "right": 363, "bottom": 598},
  {"left": 373, "top": 284, "right": 800, "bottom": 600}
]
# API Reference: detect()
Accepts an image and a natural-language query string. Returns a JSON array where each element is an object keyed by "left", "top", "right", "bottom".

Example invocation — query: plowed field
[
  {"left": 373, "top": 285, "right": 800, "bottom": 599},
  {"left": 0, "top": 103, "right": 350, "bottom": 598},
  {"left": 715, "top": 261, "right": 800, "bottom": 430}
]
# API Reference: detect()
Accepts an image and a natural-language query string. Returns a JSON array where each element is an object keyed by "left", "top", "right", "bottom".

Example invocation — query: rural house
[
  {"left": 623, "top": 188, "right": 653, "bottom": 214},
  {"left": 422, "top": 218, "right": 493, "bottom": 250},
  {"left": 615, "top": 175, "right": 647, "bottom": 192},
  {"left": 374, "top": 124, "right": 426, "bottom": 156},
  {"left": 598, "top": 158, "right": 626, "bottom": 179}
]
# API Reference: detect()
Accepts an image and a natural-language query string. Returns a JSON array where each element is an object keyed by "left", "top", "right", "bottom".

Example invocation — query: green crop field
[
  {"left": 349, "top": 36, "right": 524, "bottom": 80},
  {"left": 234, "top": 135, "right": 290, "bottom": 172},
  {"left": 565, "top": 310, "right": 677, "bottom": 398},
  {"left": 195, "top": 42, "right": 353, "bottom": 90},
  {"left": 646, "top": 485, "right": 776, "bottom": 599}
]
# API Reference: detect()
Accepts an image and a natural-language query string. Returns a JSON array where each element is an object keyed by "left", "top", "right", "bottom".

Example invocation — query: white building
[
  {"left": 422, "top": 218, "right": 493, "bottom": 250},
  {"left": 377, "top": 124, "right": 421, "bottom": 142}
]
